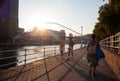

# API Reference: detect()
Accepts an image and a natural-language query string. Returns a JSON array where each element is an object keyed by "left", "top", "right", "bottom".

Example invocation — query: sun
[
  {"left": 29, "top": 14, "right": 57, "bottom": 30},
  {"left": 26, "top": 13, "right": 62, "bottom": 32}
]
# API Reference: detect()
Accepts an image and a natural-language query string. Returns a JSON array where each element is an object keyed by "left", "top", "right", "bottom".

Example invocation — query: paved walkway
[{"left": 0, "top": 48, "right": 119, "bottom": 81}]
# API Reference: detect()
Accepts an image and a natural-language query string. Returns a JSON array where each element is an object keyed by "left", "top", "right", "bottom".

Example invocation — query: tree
[{"left": 93, "top": 0, "right": 120, "bottom": 39}]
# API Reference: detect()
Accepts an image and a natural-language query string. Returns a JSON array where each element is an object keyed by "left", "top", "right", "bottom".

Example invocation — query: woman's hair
[{"left": 91, "top": 34, "right": 96, "bottom": 40}]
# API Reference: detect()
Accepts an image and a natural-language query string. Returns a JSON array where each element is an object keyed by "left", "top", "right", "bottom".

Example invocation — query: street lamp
[
  {"left": 81, "top": 26, "right": 83, "bottom": 48},
  {"left": 81, "top": 26, "right": 83, "bottom": 36}
]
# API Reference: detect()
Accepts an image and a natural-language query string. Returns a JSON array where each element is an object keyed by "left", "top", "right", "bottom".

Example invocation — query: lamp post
[
  {"left": 81, "top": 26, "right": 83, "bottom": 36},
  {"left": 80, "top": 26, "right": 83, "bottom": 48}
]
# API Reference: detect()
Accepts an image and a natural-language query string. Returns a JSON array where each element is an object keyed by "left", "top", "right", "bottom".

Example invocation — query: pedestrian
[
  {"left": 87, "top": 34, "right": 98, "bottom": 76},
  {"left": 68, "top": 37, "right": 74, "bottom": 60},
  {"left": 60, "top": 40, "right": 65, "bottom": 59}
]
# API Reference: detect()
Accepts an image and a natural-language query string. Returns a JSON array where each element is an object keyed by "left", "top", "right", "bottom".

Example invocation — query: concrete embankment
[{"left": 102, "top": 48, "right": 120, "bottom": 80}]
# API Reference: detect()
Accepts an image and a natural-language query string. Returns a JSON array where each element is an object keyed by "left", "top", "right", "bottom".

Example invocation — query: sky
[{"left": 19, "top": 0, "right": 108, "bottom": 36}]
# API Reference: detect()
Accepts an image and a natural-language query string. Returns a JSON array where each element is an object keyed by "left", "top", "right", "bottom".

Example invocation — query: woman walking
[{"left": 87, "top": 34, "right": 98, "bottom": 76}]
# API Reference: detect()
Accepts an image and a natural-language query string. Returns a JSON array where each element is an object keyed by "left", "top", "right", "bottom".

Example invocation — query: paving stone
[{"left": 0, "top": 48, "right": 119, "bottom": 81}]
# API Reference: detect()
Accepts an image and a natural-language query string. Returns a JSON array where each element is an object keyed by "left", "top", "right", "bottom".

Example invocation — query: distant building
[
  {"left": 69, "top": 33, "right": 73, "bottom": 37},
  {"left": 59, "top": 30, "right": 66, "bottom": 40},
  {"left": 0, "top": 0, "right": 19, "bottom": 43},
  {"left": 17, "top": 28, "right": 24, "bottom": 34},
  {"left": 14, "top": 27, "right": 66, "bottom": 44},
  {"left": 31, "top": 27, "right": 66, "bottom": 41}
]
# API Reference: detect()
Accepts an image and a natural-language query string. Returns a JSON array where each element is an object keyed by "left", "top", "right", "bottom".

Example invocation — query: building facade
[{"left": 0, "top": 0, "right": 19, "bottom": 43}]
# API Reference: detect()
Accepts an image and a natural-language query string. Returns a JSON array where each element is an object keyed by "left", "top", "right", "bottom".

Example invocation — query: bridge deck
[{"left": 0, "top": 48, "right": 119, "bottom": 81}]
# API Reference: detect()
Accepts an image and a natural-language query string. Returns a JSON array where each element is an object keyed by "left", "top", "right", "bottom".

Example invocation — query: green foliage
[{"left": 93, "top": 0, "right": 120, "bottom": 39}]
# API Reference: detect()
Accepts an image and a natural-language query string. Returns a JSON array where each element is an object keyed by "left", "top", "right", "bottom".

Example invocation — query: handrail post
[
  {"left": 54, "top": 47, "right": 56, "bottom": 55},
  {"left": 44, "top": 48, "right": 46, "bottom": 59},
  {"left": 25, "top": 49, "right": 27, "bottom": 65}
]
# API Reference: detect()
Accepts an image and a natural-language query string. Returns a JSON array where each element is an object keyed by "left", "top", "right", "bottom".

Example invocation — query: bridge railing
[{"left": 100, "top": 32, "right": 120, "bottom": 54}]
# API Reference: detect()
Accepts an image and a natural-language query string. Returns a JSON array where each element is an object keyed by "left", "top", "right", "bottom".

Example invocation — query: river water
[
  {"left": 0, "top": 44, "right": 85, "bottom": 68},
  {"left": 17, "top": 44, "right": 84, "bottom": 65}
]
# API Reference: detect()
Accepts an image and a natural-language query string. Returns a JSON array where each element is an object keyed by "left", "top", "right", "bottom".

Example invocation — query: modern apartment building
[{"left": 0, "top": 0, "right": 19, "bottom": 43}]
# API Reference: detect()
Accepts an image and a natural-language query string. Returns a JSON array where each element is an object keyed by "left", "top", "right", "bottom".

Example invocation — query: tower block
[{"left": 0, "top": 0, "right": 19, "bottom": 42}]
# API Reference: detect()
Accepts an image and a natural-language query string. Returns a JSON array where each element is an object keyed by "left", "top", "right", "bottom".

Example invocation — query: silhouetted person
[
  {"left": 60, "top": 40, "right": 65, "bottom": 59},
  {"left": 68, "top": 37, "right": 74, "bottom": 60}
]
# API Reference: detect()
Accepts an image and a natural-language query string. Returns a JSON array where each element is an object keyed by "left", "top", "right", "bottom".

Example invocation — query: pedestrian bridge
[{"left": 0, "top": 32, "right": 120, "bottom": 81}]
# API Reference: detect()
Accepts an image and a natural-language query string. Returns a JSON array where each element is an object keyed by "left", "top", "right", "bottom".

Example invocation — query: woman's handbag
[{"left": 96, "top": 44, "right": 105, "bottom": 60}]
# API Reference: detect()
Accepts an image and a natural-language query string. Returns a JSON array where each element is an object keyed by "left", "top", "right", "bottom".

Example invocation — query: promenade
[{"left": 0, "top": 47, "right": 119, "bottom": 81}]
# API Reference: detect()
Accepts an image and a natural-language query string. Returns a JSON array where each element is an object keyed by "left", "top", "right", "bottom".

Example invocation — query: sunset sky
[{"left": 19, "top": 0, "right": 108, "bottom": 36}]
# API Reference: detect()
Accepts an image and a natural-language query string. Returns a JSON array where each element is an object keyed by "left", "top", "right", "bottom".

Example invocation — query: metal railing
[
  {"left": 0, "top": 44, "right": 85, "bottom": 81},
  {"left": 100, "top": 32, "right": 120, "bottom": 54},
  {"left": 0, "top": 44, "right": 82, "bottom": 69},
  {"left": 0, "top": 47, "right": 65, "bottom": 69}
]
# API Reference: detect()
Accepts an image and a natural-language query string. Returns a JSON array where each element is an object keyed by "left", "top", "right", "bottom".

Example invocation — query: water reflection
[{"left": 0, "top": 44, "right": 82, "bottom": 69}]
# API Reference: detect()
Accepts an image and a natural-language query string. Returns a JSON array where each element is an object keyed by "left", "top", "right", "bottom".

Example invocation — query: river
[{"left": 0, "top": 44, "right": 85, "bottom": 69}]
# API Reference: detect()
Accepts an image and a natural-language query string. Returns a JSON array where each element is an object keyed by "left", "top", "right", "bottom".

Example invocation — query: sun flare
[{"left": 29, "top": 14, "right": 57, "bottom": 30}]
